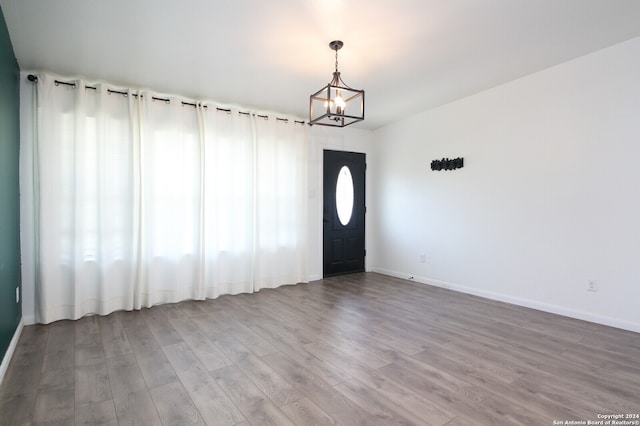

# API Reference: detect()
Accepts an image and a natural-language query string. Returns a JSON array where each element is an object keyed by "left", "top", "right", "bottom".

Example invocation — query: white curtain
[{"left": 30, "top": 74, "right": 308, "bottom": 324}]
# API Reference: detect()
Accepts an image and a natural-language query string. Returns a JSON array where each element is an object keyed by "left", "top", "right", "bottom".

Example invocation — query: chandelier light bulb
[{"left": 335, "top": 94, "right": 345, "bottom": 115}]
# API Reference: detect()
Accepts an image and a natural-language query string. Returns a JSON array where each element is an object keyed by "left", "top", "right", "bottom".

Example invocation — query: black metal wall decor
[{"left": 431, "top": 157, "right": 464, "bottom": 171}]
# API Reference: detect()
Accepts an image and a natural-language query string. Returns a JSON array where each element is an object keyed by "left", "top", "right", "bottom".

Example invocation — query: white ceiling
[{"left": 2, "top": 0, "right": 640, "bottom": 130}]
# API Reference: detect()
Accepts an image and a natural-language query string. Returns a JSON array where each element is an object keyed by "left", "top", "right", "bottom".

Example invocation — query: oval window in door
[{"left": 336, "top": 165, "right": 354, "bottom": 225}]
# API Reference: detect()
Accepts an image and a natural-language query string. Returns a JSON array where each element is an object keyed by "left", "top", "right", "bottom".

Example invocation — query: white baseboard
[
  {"left": 22, "top": 314, "right": 36, "bottom": 326},
  {"left": 0, "top": 318, "right": 24, "bottom": 386},
  {"left": 372, "top": 267, "right": 640, "bottom": 334},
  {"left": 308, "top": 274, "right": 322, "bottom": 282}
]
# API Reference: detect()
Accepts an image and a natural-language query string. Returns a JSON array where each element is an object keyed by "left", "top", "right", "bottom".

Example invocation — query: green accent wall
[{"left": 0, "top": 5, "right": 21, "bottom": 362}]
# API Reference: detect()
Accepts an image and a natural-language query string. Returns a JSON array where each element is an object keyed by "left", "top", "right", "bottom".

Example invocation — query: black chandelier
[{"left": 309, "top": 40, "right": 365, "bottom": 127}]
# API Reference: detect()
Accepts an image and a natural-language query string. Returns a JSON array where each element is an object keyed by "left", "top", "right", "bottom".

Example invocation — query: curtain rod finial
[{"left": 27, "top": 74, "right": 38, "bottom": 82}]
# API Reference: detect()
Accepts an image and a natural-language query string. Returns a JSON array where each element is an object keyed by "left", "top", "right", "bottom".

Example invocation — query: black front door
[{"left": 323, "top": 150, "right": 366, "bottom": 277}]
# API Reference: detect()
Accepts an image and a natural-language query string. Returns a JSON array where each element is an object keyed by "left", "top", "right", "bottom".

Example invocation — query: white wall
[{"left": 372, "top": 36, "right": 640, "bottom": 332}]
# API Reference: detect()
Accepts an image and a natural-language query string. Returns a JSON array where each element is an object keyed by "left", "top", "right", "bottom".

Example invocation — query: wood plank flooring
[{"left": 1, "top": 272, "right": 639, "bottom": 425}]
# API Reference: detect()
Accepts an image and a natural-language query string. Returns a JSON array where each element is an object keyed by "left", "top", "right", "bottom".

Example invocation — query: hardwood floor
[{"left": 1, "top": 272, "right": 639, "bottom": 425}]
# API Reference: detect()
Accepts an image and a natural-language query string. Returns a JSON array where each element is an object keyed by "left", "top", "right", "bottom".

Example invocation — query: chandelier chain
[{"left": 335, "top": 49, "right": 339, "bottom": 73}]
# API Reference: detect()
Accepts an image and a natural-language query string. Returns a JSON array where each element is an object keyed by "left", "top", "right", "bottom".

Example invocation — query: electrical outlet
[
  {"left": 419, "top": 254, "right": 426, "bottom": 263},
  {"left": 587, "top": 280, "right": 597, "bottom": 292},
  {"left": 16, "top": 286, "right": 20, "bottom": 303}
]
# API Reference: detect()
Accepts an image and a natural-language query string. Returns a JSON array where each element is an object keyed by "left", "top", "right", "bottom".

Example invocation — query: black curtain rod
[
  {"left": 27, "top": 74, "right": 306, "bottom": 124},
  {"left": 28, "top": 74, "right": 166, "bottom": 101}
]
